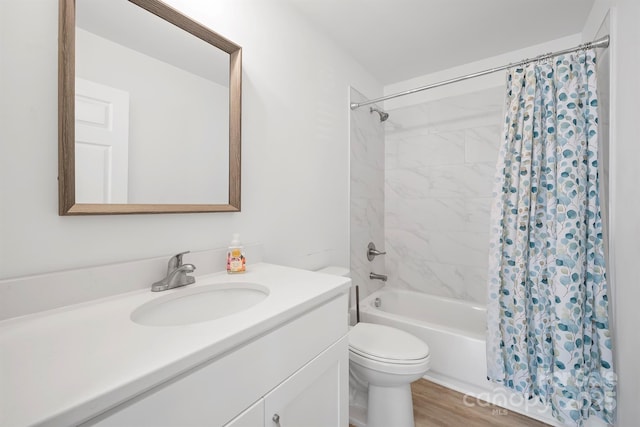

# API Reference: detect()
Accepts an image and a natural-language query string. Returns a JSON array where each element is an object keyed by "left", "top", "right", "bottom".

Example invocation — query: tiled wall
[
  {"left": 384, "top": 87, "right": 504, "bottom": 304},
  {"left": 350, "top": 88, "right": 386, "bottom": 304}
]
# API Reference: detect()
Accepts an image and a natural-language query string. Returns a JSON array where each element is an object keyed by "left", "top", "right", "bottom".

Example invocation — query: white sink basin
[{"left": 131, "top": 282, "right": 269, "bottom": 326}]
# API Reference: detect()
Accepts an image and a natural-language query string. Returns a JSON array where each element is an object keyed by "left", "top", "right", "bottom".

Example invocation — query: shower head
[{"left": 370, "top": 107, "right": 389, "bottom": 122}]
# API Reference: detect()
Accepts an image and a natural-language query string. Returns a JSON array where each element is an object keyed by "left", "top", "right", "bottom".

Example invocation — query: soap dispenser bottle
[{"left": 226, "top": 233, "right": 246, "bottom": 274}]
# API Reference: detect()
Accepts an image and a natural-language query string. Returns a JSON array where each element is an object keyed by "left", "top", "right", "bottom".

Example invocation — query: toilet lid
[{"left": 349, "top": 322, "right": 429, "bottom": 362}]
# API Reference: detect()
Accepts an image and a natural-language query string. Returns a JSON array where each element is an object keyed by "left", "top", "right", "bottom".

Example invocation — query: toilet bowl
[
  {"left": 349, "top": 322, "right": 430, "bottom": 427},
  {"left": 314, "top": 267, "right": 430, "bottom": 427}
]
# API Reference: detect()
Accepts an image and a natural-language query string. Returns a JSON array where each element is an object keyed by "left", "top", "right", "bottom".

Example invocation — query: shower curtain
[{"left": 486, "top": 49, "right": 615, "bottom": 426}]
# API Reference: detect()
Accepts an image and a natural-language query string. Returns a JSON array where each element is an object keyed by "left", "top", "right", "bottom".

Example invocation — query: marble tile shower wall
[
  {"left": 384, "top": 87, "right": 504, "bottom": 304},
  {"left": 350, "top": 88, "right": 386, "bottom": 303}
]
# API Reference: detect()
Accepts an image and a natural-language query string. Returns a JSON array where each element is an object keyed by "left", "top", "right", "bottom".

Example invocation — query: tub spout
[{"left": 369, "top": 272, "right": 387, "bottom": 282}]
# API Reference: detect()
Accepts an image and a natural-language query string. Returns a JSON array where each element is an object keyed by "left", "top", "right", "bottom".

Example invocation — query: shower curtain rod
[{"left": 350, "top": 35, "right": 610, "bottom": 110}]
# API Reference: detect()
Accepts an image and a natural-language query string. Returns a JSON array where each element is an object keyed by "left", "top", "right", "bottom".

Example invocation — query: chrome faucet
[
  {"left": 367, "top": 242, "right": 386, "bottom": 261},
  {"left": 369, "top": 272, "right": 388, "bottom": 282},
  {"left": 151, "top": 251, "right": 196, "bottom": 292}
]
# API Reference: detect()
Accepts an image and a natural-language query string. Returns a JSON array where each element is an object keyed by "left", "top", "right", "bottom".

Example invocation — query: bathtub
[
  {"left": 356, "top": 288, "right": 488, "bottom": 391},
  {"left": 354, "top": 287, "right": 563, "bottom": 426}
]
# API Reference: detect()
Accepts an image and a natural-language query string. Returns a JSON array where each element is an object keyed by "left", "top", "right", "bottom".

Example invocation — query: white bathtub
[
  {"left": 356, "top": 288, "right": 488, "bottom": 391},
  {"left": 355, "top": 287, "right": 564, "bottom": 426}
]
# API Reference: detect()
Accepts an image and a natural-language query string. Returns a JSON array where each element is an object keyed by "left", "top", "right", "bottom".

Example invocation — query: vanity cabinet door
[{"left": 264, "top": 335, "right": 349, "bottom": 427}]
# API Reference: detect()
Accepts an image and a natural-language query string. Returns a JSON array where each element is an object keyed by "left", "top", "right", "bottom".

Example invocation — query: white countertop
[{"left": 0, "top": 263, "right": 350, "bottom": 427}]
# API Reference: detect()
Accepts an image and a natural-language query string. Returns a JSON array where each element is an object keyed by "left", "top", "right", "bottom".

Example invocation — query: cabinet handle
[{"left": 272, "top": 413, "right": 281, "bottom": 426}]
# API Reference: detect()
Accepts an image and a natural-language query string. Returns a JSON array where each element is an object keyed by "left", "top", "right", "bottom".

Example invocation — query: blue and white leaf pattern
[{"left": 487, "top": 50, "right": 615, "bottom": 426}]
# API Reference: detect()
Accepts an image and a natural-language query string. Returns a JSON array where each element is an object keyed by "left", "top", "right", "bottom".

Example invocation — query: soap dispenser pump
[{"left": 226, "top": 233, "right": 246, "bottom": 274}]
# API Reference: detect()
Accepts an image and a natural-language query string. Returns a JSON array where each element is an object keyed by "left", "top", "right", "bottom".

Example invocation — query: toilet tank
[{"left": 316, "top": 266, "right": 355, "bottom": 324}]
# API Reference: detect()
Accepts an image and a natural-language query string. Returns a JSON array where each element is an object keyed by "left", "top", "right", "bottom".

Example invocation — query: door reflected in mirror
[{"left": 59, "top": 0, "right": 242, "bottom": 214}]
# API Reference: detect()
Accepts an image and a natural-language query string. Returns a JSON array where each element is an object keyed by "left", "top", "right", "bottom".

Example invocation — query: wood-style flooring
[
  {"left": 352, "top": 379, "right": 551, "bottom": 427},
  {"left": 411, "top": 379, "right": 550, "bottom": 427}
]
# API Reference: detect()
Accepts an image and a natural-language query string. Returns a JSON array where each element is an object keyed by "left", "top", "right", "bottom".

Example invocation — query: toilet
[
  {"left": 349, "top": 322, "right": 430, "bottom": 427},
  {"left": 316, "top": 267, "right": 431, "bottom": 427}
]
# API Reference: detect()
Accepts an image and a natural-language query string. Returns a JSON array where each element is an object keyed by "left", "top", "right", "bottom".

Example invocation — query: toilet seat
[
  {"left": 349, "top": 322, "right": 430, "bottom": 361},
  {"left": 348, "top": 323, "right": 430, "bottom": 374},
  {"left": 350, "top": 347, "right": 429, "bottom": 365}
]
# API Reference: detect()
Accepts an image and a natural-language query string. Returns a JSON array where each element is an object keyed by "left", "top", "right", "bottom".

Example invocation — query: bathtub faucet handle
[{"left": 367, "top": 242, "right": 387, "bottom": 261}]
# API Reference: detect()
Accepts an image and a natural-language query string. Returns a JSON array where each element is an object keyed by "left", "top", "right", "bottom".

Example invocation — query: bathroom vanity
[{"left": 0, "top": 263, "right": 350, "bottom": 426}]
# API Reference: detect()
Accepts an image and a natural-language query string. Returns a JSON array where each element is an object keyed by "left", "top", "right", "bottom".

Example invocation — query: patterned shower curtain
[{"left": 486, "top": 49, "right": 615, "bottom": 426}]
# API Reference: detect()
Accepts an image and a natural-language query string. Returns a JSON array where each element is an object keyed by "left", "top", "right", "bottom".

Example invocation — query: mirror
[{"left": 59, "top": 0, "right": 241, "bottom": 215}]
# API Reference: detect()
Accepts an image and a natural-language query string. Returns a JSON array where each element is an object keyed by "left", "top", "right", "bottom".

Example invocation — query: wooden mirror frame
[{"left": 58, "top": 0, "right": 241, "bottom": 215}]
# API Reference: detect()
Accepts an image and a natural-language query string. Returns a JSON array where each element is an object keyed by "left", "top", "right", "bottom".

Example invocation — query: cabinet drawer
[{"left": 84, "top": 293, "right": 348, "bottom": 426}]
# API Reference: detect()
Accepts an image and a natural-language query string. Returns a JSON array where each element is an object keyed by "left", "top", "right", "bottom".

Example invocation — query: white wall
[
  {"left": 0, "top": 0, "right": 382, "bottom": 279},
  {"left": 583, "top": 1, "right": 640, "bottom": 425},
  {"left": 76, "top": 28, "right": 229, "bottom": 204}
]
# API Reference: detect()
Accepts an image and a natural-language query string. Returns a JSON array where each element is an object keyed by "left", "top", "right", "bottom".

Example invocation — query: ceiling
[{"left": 283, "top": 0, "right": 596, "bottom": 85}]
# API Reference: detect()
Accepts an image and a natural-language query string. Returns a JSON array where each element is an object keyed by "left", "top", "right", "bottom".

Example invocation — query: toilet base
[{"left": 366, "top": 383, "right": 414, "bottom": 427}]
